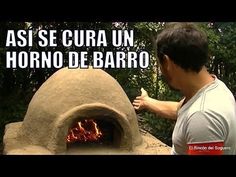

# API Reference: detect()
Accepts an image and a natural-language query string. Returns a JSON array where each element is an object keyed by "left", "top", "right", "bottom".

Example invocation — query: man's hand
[
  {"left": 132, "top": 88, "right": 149, "bottom": 110},
  {"left": 133, "top": 88, "right": 179, "bottom": 119}
]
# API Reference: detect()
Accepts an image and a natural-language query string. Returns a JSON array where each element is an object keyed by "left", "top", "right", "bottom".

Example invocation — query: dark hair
[{"left": 156, "top": 22, "right": 208, "bottom": 72}]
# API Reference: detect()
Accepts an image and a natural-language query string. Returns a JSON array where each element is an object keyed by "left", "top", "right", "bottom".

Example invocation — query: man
[{"left": 133, "top": 22, "right": 236, "bottom": 155}]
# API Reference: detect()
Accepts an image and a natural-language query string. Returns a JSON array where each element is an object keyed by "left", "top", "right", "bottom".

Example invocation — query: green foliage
[
  {"left": 200, "top": 22, "right": 236, "bottom": 94},
  {"left": 138, "top": 112, "right": 175, "bottom": 146}
]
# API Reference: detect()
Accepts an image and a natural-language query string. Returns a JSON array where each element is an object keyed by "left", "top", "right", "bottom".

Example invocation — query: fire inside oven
[{"left": 66, "top": 117, "right": 122, "bottom": 149}]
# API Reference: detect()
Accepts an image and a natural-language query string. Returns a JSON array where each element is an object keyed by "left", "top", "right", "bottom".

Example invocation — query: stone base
[{"left": 3, "top": 122, "right": 171, "bottom": 155}]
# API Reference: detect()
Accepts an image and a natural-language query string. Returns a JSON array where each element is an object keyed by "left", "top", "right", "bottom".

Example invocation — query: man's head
[{"left": 156, "top": 22, "right": 209, "bottom": 89}]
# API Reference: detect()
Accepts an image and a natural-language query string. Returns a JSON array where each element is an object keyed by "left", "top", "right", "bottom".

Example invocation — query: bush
[{"left": 137, "top": 111, "right": 175, "bottom": 146}]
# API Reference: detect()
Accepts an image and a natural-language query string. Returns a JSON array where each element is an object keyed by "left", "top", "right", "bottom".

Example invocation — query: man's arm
[{"left": 132, "top": 88, "right": 180, "bottom": 120}]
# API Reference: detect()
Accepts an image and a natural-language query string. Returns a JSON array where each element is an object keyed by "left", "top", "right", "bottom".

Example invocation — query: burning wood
[{"left": 66, "top": 119, "right": 103, "bottom": 143}]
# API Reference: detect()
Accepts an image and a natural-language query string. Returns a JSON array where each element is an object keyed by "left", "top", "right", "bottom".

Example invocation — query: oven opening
[{"left": 66, "top": 117, "right": 123, "bottom": 153}]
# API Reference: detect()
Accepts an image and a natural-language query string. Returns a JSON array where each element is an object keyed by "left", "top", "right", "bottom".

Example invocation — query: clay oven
[{"left": 3, "top": 67, "right": 170, "bottom": 154}]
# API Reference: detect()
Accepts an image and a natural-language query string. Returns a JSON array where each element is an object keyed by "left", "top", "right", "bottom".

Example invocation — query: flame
[{"left": 66, "top": 119, "right": 103, "bottom": 143}]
